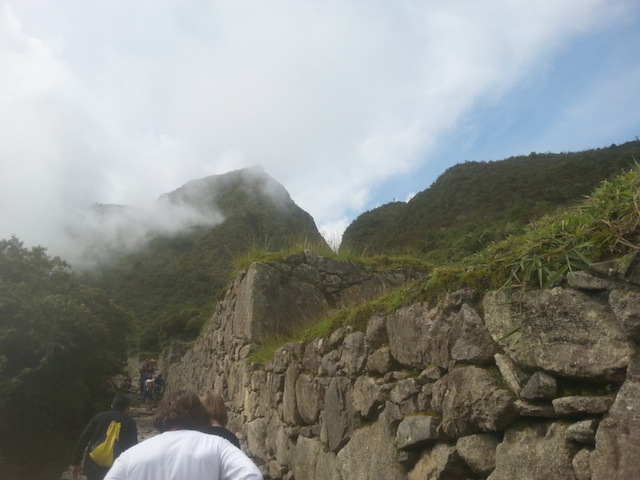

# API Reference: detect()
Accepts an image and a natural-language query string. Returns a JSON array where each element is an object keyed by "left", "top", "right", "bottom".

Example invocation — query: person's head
[
  {"left": 201, "top": 391, "right": 229, "bottom": 427},
  {"left": 153, "top": 390, "right": 210, "bottom": 433},
  {"left": 111, "top": 393, "right": 131, "bottom": 412}
]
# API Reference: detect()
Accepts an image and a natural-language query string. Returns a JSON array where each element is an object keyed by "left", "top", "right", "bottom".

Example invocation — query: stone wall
[{"left": 161, "top": 251, "right": 640, "bottom": 480}]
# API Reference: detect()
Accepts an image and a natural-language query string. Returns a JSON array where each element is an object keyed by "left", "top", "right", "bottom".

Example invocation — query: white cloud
[
  {"left": 0, "top": 0, "right": 636, "bottom": 262},
  {"left": 63, "top": 200, "right": 224, "bottom": 270}
]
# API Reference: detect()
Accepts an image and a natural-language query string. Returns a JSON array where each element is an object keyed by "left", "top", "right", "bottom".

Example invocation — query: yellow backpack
[{"left": 89, "top": 420, "right": 121, "bottom": 467}]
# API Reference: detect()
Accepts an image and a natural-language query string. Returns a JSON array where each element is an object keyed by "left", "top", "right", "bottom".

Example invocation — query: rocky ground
[{"left": 126, "top": 387, "right": 159, "bottom": 441}]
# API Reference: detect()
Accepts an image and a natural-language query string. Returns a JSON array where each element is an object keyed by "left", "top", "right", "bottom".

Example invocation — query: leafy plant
[
  {"left": 0, "top": 236, "right": 133, "bottom": 473},
  {"left": 506, "top": 164, "right": 640, "bottom": 288}
]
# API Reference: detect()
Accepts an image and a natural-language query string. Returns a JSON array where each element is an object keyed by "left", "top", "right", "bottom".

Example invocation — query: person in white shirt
[{"left": 104, "top": 390, "right": 263, "bottom": 480}]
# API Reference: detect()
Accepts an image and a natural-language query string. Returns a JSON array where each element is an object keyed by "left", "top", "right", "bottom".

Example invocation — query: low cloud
[
  {"left": 58, "top": 200, "right": 224, "bottom": 270},
  {"left": 0, "top": 0, "right": 635, "bottom": 262}
]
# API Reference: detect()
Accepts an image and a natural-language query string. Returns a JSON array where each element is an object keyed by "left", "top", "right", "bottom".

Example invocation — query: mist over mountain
[
  {"left": 82, "top": 165, "right": 327, "bottom": 350},
  {"left": 64, "top": 200, "right": 225, "bottom": 271},
  {"left": 58, "top": 164, "right": 313, "bottom": 270},
  {"left": 77, "top": 141, "right": 640, "bottom": 352}
]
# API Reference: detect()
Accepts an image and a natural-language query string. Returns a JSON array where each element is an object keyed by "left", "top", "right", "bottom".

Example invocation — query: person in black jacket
[
  {"left": 69, "top": 393, "right": 138, "bottom": 480},
  {"left": 200, "top": 391, "right": 241, "bottom": 448}
]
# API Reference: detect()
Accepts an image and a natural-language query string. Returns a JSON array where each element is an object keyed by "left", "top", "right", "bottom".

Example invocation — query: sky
[{"left": 1, "top": 0, "right": 639, "bottom": 265}]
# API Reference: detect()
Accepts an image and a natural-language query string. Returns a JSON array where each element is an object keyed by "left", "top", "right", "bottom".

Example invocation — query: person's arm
[
  {"left": 69, "top": 413, "right": 100, "bottom": 479},
  {"left": 121, "top": 418, "right": 138, "bottom": 451},
  {"left": 219, "top": 442, "right": 263, "bottom": 479},
  {"left": 70, "top": 414, "right": 99, "bottom": 465},
  {"left": 103, "top": 455, "right": 126, "bottom": 480}
]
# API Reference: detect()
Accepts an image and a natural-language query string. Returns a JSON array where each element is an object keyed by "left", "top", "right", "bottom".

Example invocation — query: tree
[{"left": 0, "top": 236, "right": 133, "bottom": 474}]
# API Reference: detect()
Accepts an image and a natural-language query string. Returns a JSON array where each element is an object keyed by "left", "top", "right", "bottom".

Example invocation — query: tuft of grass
[
  {"left": 324, "top": 280, "right": 427, "bottom": 334},
  {"left": 245, "top": 337, "right": 289, "bottom": 365},
  {"left": 504, "top": 163, "right": 640, "bottom": 289},
  {"left": 232, "top": 235, "right": 334, "bottom": 272},
  {"left": 418, "top": 163, "right": 640, "bottom": 303},
  {"left": 233, "top": 239, "right": 432, "bottom": 277}
]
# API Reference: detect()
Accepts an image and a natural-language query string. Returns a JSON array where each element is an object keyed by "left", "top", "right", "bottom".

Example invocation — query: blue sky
[
  {"left": 382, "top": 6, "right": 640, "bottom": 203},
  {"left": 1, "top": 0, "right": 639, "bottom": 263}
]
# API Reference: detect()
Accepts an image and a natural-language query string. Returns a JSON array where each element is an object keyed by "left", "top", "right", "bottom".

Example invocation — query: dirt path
[{"left": 126, "top": 387, "right": 159, "bottom": 441}]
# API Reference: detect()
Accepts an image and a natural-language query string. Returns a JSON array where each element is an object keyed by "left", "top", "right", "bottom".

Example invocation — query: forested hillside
[
  {"left": 341, "top": 141, "right": 640, "bottom": 262},
  {"left": 82, "top": 166, "right": 328, "bottom": 352},
  {"left": 0, "top": 238, "right": 131, "bottom": 479}
]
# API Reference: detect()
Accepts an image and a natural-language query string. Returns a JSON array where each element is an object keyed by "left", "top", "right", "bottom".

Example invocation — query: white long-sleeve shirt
[{"left": 104, "top": 430, "right": 263, "bottom": 480}]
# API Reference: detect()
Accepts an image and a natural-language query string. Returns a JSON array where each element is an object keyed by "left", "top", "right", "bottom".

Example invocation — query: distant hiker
[
  {"left": 153, "top": 373, "right": 165, "bottom": 401},
  {"left": 138, "top": 370, "right": 149, "bottom": 400},
  {"left": 70, "top": 393, "right": 138, "bottom": 480},
  {"left": 201, "top": 391, "right": 241, "bottom": 448},
  {"left": 104, "top": 390, "right": 263, "bottom": 480},
  {"left": 143, "top": 377, "right": 155, "bottom": 411},
  {"left": 142, "top": 358, "right": 157, "bottom": 374}
]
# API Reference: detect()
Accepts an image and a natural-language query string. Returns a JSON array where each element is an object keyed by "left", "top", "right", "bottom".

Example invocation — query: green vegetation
[
  {"left": 414, "top": 161, "right": 640, "bottom": 305},
  {"left": 504, "top": 165, "right": 640, "bottom": 288},
  {"left": 231, "top": 235, "right": 336, "bottom": 272},
  {"left": 248, "top": 160, "right": 640, "bottom": 363},
  {"left": 342, "top": 141, "right": 640, "bottom": 263},
  {"left": 83, "top": 167, "right": 328, "bottom": 352},
  {"left": 0, "top": 237, "right": 132, "bottom": 477},
  {"left": 2, "top": 141, "right": 639, "bottom": 476},
  {"left": 85, "top": 142, "right": 640, "bottom": 355}
]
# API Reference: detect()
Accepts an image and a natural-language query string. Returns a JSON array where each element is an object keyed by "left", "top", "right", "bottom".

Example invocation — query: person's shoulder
[
  {"left": 184, "top": 429, "right": 225, "bottom": 443},
  {"left": 107, "top": 408, "right": 135, "bottom": 425},
  {"left": 92, "top": 409, "right": 113, "bottom": 423},
  {"left": 123, "top": 414, "right": 137, "bottom": 427},
  {"left": 201, "top": 426, "right": 241, "bottom": 448}
]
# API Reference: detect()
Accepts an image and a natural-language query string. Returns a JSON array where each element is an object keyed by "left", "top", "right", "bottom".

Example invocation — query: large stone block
[
  {"left": 336, "top": 409, "right": 408, "bottom": 480},
  {"left": 321, "top": 377, "right": 357, "bottom": 452},
  {"left": 449, "top": 303, "right": 499, "bottom": 365},
  {"left": 456, "top": 433, "right": 500, "bottom": 477},
  {"left": 609, "top": 289, "right": 640, "bottom": 342},
  {"left": 295, "top": 373, "right": 322, "bottom": 425},
  {"left": 234, "top": 262, "right": 330, "bottom": 343},
  {"left": 432, "top": 366, "right": 516, "bottom": 438},
  {"left": 396, "top": 415, "right": 440, "bottom": 449},
  {"left": 591, "top": 380, "right": 640, "bottom": 480},
  {"left": 488, "top": 422, "right": 578, "bottom": 480},
  {"left": 483, "top": 288, "right": 636, "bottom": 381},
  {"left": 387, "top": 303, "right": 453, "bottom": 369}
]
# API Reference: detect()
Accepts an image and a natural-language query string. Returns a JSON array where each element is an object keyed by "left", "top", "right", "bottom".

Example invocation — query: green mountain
[
  {"left": 83, "top": 165, "right": 327, "bottom": 351},
  {"left": 341, "top": 141, "right": 640, "bottom": 262}
]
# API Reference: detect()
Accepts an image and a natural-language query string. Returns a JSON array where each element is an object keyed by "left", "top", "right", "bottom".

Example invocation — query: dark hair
[
  {"left": 111, "top": 393, "right": 131, "bottom": 411},
  {"left": 153, "top": 390, "right": 210, "bottom": 433},
  {"left": 202, "top": 391, "right": 229, "bottom": 426}
]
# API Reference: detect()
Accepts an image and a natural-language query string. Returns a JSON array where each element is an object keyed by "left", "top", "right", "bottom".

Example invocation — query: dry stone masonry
[{"left": 160, "top": 251, "right": 640, "bottom": 479}]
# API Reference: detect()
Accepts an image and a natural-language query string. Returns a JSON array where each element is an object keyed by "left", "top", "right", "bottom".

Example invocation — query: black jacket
[
  {"left": 200, "top": 425, "right": 241, "bottom": 449},
  {"left": 72, "top": 408, "right": 138, "bottom": 466}
]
